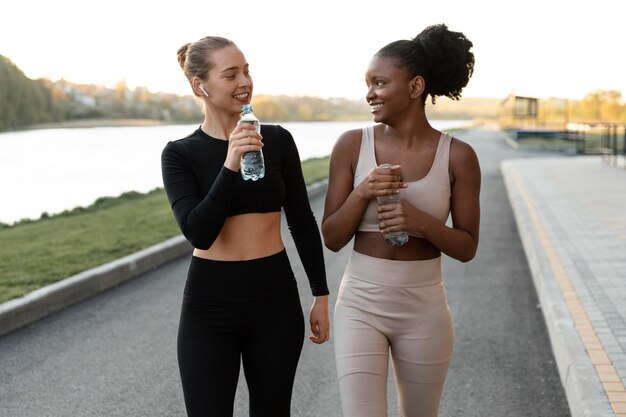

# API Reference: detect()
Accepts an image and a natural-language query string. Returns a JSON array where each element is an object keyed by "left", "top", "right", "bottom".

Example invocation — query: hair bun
[
  {"left": 176, "top": 43, "right": 191, "bottom": 71},
  {"left": 415, "top": 24, "right": 474, "bottom": 102}
]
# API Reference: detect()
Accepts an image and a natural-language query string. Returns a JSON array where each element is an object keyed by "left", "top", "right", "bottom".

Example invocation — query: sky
[{"left": 2, "top": 0, "right": 625, "bottom": 102}]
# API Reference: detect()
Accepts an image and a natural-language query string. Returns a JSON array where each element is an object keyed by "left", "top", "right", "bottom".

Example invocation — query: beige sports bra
[{"left": 354, "top": 125, "right": 452, "bottom": 238}]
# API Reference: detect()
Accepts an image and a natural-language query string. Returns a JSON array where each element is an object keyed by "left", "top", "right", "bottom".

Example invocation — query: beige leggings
[{"left": 334, "top": 251, "right": 454, "bottom": 417}]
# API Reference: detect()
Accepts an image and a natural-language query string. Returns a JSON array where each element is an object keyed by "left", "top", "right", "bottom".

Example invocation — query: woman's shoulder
[
  {"left": 162, "top": 127, "right": 210, "bottom": 162},
  {"left": 258, "top": 124, "right": 292, "bottom": 145},
  {"left": 338, "top": 127, "right": 364, "bottom": 141},
  {"left": 164, "top": 127, "right": 203, "bottom": 148},
  {"left": 261, "top": 123, "right": 288, "bottom": 135},
  {"left": 448, "top": 134, "right": 477, "bottom": 160},
  {"left": 259, "top": 123, "right": 294, "bottom": 147},
  {"left": 331, "top": 127, "right": 365, "bottom": 156},
  {"left": 448, "top": 134, "right": 480, "bottom": 175}
]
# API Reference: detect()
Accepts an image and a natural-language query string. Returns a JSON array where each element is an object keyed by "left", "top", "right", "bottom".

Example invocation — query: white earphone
[{"left": 198, "top": 85, "right": 209, "bottom": 97}]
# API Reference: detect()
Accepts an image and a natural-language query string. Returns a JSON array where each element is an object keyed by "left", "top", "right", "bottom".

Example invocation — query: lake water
[{"left": 0, "top": 120, "right": 470, "bottom": 224}]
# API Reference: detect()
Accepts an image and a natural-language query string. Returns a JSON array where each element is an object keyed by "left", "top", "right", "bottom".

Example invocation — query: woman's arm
[
  {"left": 321, "top": 130, "right": 366, "bottom": 252},
  {"left": 321, "top": 130, "right": 404, "bottom": 252},
  {"left": 278, "top": 126, "right": 330, "bottom": 297},
  {"left": 161, "top": 141, "right": 238, "bottom": 250},
  {"left": 278, "top": 125, "right": 331, "bottom": 343}
]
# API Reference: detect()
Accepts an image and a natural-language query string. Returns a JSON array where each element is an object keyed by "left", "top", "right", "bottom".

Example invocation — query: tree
[
  {"left": 0, "top": 55, "right": 64, "bottom": 130},
  {"left": 579, "top": 90, "right": 623, "bottom": 123}
]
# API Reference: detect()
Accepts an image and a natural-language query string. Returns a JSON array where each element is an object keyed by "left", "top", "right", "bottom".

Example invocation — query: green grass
[
  {"left": 0, "top": 157, "right": 330, "bottom": 304},
  {"left": 301, "top": 156, "right": 331, "bottom": 185}
]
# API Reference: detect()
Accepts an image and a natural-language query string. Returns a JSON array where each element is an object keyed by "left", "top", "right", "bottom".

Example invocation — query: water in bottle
[
  {"left": 238, "top": 104, "right": 265, "bottom": 181},
  {"left": 377, "top": 164, "right": 409, "bottom": 246}
]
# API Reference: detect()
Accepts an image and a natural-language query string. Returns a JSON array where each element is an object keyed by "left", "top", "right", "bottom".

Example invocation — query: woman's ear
[
  {"left": 409, "top": 76, "right": 425, "bottom": 98},
  {"left": 192, "top": 77, "right": 209, "bottom": 97}
]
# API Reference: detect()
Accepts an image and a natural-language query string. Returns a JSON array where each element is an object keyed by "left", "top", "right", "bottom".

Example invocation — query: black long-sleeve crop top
[{"left": 161, "top": 124, "right": 329, "bottom": 296}]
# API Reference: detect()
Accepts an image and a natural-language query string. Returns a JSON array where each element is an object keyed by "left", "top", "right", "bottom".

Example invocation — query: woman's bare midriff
[
  {"left": 193, "top": 212, "right": 284, "bottom": 261},
  {"left": 353, "top": 231, "right": 441, "bottom": 261}
]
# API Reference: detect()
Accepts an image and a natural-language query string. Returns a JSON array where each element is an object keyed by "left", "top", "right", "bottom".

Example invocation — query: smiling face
[
  {"left": 204, "top": 45, "right": 253, "bottom": 115},
  {"left": 364, "top": 55, "right": 414, "bottom": 124}
]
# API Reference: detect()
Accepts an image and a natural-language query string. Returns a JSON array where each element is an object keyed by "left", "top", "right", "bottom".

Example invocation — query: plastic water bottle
[
  {"left": 377, "top": 164, "right": 409, "bottom": 246},
  {"left": 238, "top": 104, "right": 265, "bottom": 181}
]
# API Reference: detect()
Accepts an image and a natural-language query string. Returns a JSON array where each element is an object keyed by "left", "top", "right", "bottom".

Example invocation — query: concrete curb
[
  {"left": 0, "top": 235, "right": 192, "bottom": 337},
  {"left": 0, "top": 180, "right": 328, "bottom": 337},
  {"left": 501, "top": 161, "right": 613, "bottom": 417}
]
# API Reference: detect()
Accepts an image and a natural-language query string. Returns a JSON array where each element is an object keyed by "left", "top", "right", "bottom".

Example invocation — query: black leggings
[{"left": 177, "top": 250, "right": 305, "bottom": 417}]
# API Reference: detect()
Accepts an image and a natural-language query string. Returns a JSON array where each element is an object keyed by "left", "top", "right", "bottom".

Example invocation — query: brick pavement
[{"left": 502, "top": 154, "right": 626, "bottom": 417}]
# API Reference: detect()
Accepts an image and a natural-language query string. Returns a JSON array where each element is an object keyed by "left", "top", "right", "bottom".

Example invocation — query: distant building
[{"left": 499, "top": 94, "right": 538, "bottom": 129}]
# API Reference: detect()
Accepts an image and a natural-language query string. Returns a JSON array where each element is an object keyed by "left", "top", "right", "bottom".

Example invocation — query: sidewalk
[{"left": 502, "top": 154, "right": 626, "bottom": 417}]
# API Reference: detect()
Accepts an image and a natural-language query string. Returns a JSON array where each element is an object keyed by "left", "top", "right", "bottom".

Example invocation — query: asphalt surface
[{"left": 0, "top": 126, "right": 572, "bottom": 417}]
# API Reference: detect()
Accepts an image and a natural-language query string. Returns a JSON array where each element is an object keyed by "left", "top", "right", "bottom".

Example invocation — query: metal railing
[{"left": 597, "top": 124, "right": 625, "bottom": 167}]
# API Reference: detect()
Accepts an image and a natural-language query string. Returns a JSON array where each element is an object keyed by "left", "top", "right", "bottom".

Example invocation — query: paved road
[{"left": 0, "top": 126, "right": 571, "bottom": 416}]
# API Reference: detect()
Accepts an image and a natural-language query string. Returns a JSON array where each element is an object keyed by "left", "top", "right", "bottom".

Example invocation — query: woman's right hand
[
  {"left": 358, "top": 164, "right": 405, "bottom": 201},
  {"left": 224, "top": 123, "right": 263, "bottom": 172}
]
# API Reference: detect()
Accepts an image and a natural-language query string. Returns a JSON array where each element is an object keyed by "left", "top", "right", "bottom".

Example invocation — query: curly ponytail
[{"left": 376, "top": 24, "right": 474, "bottom": 104}]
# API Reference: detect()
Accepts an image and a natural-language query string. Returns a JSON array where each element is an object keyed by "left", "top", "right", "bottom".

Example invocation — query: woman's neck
[{"left": 201, "top": 111, "right": 239, "bottom": 140}]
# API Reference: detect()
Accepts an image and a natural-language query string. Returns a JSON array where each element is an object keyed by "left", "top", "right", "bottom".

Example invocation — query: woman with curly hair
[{"left": 322, "top": 24, "right": 481, "bottom": 417}]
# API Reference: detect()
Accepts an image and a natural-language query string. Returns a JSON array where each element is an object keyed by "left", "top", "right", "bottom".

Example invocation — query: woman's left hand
[
  {"left": 377, "top": 199, "right": 410, "bottom": 235},
  {"left": 308, "top": 295, "right": 330, "bottom": 344}
]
